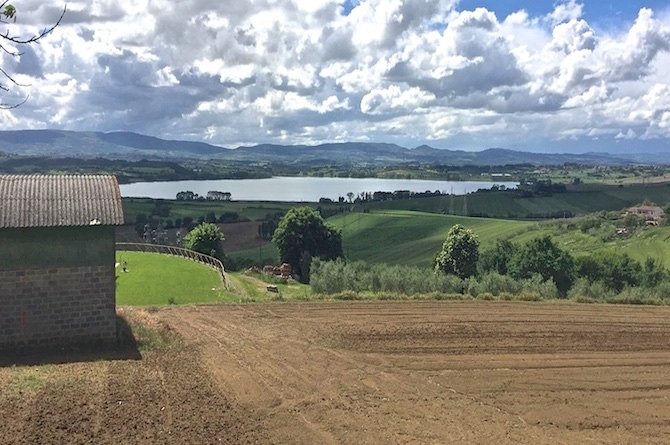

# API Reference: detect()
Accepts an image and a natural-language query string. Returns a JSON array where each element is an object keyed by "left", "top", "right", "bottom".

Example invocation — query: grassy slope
[
  {"left": 329, "top": 211, "right": 532, "bottom": 268},
  {"left": 116, "top": 251, "right": 311, "bottom": 305},
  {"left": 361, "top": 183, "right": 670, "bottom": 219},
  {"left": 226, "top": 272, "right": 312, "bottom": 301},
  {"left": 227, "top": 211, "right": 531, "bottom": 267},
  {"left": 509, "top": 224, "right": 670, "bottom": 266},
  {"left": 122, "top": 198, "right": 341, "bottom": 223},
  {"left": 116, "top": 251, "right": 229, "bottom": 305}
]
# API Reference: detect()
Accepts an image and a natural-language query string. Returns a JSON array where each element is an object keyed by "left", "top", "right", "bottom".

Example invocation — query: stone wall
[{"left": 0, "top": 265, "right": 117, "bottom": 351}]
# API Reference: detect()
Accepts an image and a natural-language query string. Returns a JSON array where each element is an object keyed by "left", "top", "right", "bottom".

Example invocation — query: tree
[
  {"left": 478, "top": 239, "right": 517, "bottom": 275},
  {"left": 272, "top": 207, "right": 342, "bottom": 280},
  {"left": 575, "top": 253, "right": 642, "bottom": 292},
  {"left": 641, "top": 257, "right": 666, "bottom": 288},
  {"left": 509, "top": 236, "right": 574, "bottom": 296},
  {"left": 0, "top": 3, "right": 66, "bottom": 108},
  {"left": 184, "top": 223, "right": 224, "bottom": 259},
  {"left": 434, "top": 224, "right": 479, "bottom": 279},
  {"left": 622, "top": 213, "right": 642, "bottom": 229}
]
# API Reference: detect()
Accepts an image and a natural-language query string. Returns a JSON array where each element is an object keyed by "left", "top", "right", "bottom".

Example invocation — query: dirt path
[{"left": 160, "top": 301, "right": 670, "bottom": 444}]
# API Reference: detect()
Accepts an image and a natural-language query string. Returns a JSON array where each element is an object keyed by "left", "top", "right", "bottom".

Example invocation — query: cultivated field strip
[{"left": 162, "top": 301, "right": 670, "bottom": 444}]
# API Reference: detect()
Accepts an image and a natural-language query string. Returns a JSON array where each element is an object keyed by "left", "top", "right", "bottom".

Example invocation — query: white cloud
[
  {"left": 548, "top": 0, "right": 584, "bottom": 25},
  {"left": 0, "top": 0, "right": 668, "bottom": 152},
  {"left": 361, "top": 85, "right": 435, "bottom": 114}
]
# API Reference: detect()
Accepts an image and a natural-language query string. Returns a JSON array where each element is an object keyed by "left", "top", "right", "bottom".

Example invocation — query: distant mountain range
[{"left": 0, "top": 129, "right": 665, "bottom": 166}]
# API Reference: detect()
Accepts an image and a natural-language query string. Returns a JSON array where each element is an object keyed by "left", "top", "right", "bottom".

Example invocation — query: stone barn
[{"left": 0, "top": 175, "right": 124, "bottom": 350}]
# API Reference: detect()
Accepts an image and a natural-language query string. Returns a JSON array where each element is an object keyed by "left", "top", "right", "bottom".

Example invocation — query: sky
[{"left": 1, "top": 0, "right": 670, "bottom": 153}]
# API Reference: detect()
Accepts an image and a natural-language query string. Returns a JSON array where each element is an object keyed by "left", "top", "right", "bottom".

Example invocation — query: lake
[{"left": 119, "top": 177, "right": 518, "bottom": 202}]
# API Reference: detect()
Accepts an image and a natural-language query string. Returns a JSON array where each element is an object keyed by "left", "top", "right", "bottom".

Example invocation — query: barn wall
[
  {"left": 0, "top": 226, "right": 114, "bottom": 269},
  {"left": 0, "top": 226, "right": 117, "bottom": 350}
]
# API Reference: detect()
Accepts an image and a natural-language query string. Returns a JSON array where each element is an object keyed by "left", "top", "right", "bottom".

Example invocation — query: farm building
[
  {"left": 0, "top": 175, "right": 124, "bottom": 351},
  {"left": 627, "top": 205, "right": 665, "bottom": 223}
]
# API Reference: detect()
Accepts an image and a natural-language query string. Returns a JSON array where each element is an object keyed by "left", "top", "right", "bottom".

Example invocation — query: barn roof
[{"left": 0, "top": 175, "right": 124, "bottom": 228}]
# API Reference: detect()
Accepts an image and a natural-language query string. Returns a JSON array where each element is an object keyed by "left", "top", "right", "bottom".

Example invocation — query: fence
[{"left": 116, "top": 243, "right": 226, "bottom": 288}]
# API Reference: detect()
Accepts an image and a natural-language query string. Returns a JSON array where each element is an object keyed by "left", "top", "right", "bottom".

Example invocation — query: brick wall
[{"left": 0, "top": 265, "right": 117, "bottom": 351}]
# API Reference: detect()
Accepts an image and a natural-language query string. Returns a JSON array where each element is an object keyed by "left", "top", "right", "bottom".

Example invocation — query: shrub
[
  {"left": 310, "top": 259, "right": 464, "bottom": 296},
  {"left": 184, "top": 223, "right": 225, "bottom": 259},
  {"left": 467, "top": 272, "right": 522, "bottom": 297},
  {"left": 568, "top": 278, "right": 614, "bottom": 301}
]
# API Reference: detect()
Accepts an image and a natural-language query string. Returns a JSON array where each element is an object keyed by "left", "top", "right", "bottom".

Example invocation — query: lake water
[{"left": 119, "top": 177, "right": 518, "bottom": 202}]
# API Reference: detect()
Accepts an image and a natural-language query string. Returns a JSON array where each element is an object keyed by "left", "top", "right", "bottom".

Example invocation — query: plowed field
[{"left": 3, "top": 301, "right": 670, "bottom": 444}]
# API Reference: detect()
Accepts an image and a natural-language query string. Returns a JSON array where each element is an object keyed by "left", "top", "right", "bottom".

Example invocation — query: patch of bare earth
[
  {"left": 0, "top": 308, "right": 267, "bottom": 445},
  {"left": 159, "top": 301, "right": 670, "bottom": 444},
  {"left": 4, "top": 302, "right": 670, "bottom": 443}
]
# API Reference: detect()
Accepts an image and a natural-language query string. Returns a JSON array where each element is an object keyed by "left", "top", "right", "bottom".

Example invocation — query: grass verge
[{"left": 116, "top": 251, "right": 226, "bottom": 305}]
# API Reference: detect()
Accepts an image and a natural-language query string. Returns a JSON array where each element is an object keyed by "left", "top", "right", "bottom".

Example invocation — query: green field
[
  {"left": 226, "top": 210, "right": 532, "bottom": 268},
  {"left": 230, "top": 210, "right": 670, "bottom": 269},
  {"left": 329, "top": 211, "right": 532, "bottom": 268},
  {"left": 122, "top": 198, "right": 342, "bottom": 223},
  {"left": 332, "top": 211, "right": 670, "bottom": 268},
  {"left": 360, "top": 182, "right": 670, "bottom": 219},
  {"left": 116, "top": 251, "right": 229, "bottom": 305},
  {"left": 116, "top": 251, "right": 311, "bottom": 305},
  {"left": 508, "top": 224, "right": 670, "bottom": 266}
]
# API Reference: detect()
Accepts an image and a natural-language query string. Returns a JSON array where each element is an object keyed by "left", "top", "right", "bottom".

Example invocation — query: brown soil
[
  {"left": 4, "top": 301, "right": 670, "bottom": 444},
  {"left": 219, "top": 221, "right": 270, "bottom": 252}
]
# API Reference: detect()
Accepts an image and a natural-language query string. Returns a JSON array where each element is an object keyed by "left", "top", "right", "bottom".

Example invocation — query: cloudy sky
[{"left": 1, "top": 0, "right": 669, "bottom": 152}]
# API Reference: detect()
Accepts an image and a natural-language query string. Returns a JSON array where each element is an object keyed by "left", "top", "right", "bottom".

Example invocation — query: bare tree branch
[
  {"left": 0, "top": 95, "right": 28, "bottom": 109},
  {"left": 0, "top": 4, "right": 66, "bottom": 107},
  {"left": 0, "top": 5, "right": 66, "bottom": 45}
]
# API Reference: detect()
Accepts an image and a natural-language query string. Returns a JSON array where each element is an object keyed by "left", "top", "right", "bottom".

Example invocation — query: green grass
[
  {"left": 329, "top": 210, "right": 532, "bottom": 268},
  {"left": 226, "top": 210, "right": 532, "bottom": 268},
  {"left": 225, "top": 272, "right": 312, "bottom": 302},
  {"left": 228, "top": 209, "right": 670, "bottom": 271},
  {"left": 360, "top": 182, "right": 670, "bottom": 219},
  {"left": 116, "top": 251, "right": 230, "bottom": 305},
  {"left": 508, "top": 224, "right": 670, "bottom": 266},
  {"left": 122, "top": 198, "right": 343, "bottom": 223},
  {"left": 115, "top": 251, "right": 311, "bottom": 305}
]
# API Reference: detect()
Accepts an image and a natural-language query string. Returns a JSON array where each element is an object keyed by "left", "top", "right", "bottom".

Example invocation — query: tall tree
[
  {"left": 478, "top": 239, "right": 517, "bottom": 275},
  {"left": 272, "top": 207, "right": 342, "bottom": 280},
  {"left": 509, "top": 236, "right": 575, "bottom": 296},
  {"left": 434, "top": 224, "right": 479, "bottom": 279}
]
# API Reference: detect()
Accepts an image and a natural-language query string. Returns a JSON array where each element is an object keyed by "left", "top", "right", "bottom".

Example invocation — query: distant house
[
  {"left": 0, "top": 175, "right": 124, "bottom": 351},
  {"left": 626, "top": 205, "right": 665, "bottom": 223}
]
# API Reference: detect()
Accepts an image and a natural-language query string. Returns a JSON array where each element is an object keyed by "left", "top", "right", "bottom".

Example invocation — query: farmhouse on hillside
[
  {"left": 0, "top": 175, "right": 124, "bottom": 351},
  {"left": 626, "top": 205, "right": 665, "bottom": 224}
]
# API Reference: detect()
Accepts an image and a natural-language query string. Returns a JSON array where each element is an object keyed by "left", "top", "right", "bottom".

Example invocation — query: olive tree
[{"left": 434, "top": 224, "right": 479, "bottom": 279}]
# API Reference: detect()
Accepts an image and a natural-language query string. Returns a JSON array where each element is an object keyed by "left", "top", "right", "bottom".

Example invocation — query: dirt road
[{"left": 162, "top": 301, "right": 670, "bottom": 444}]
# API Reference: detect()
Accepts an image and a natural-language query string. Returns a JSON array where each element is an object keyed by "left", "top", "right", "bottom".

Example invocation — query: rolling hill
[{"left": 0, "top": 129, "right": 657, "bottom": 166}]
